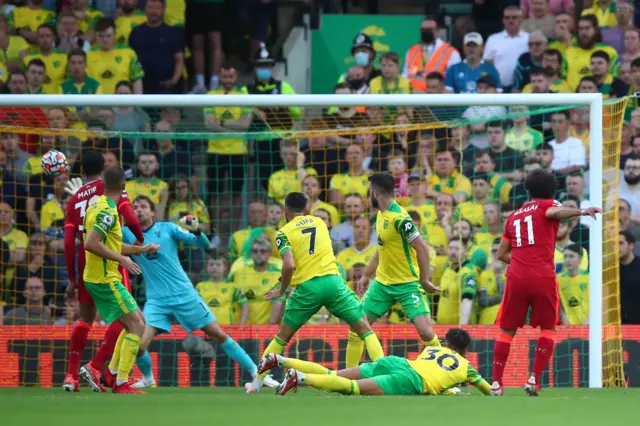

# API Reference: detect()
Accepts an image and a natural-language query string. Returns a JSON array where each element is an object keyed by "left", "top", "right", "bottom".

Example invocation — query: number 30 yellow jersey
[{"left": 276, "top": 215, "right": 339, "bottom": 286}]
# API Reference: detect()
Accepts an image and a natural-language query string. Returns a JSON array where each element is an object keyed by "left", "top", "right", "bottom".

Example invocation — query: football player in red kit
[
  {"left": 490, "top": 169, "right": 601, "bottom": 396},
  {"left": 62, "top": 151, "right": 145, "bottom": 392}
]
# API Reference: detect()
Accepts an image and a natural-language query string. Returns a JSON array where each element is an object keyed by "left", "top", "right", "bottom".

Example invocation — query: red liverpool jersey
[
  {"left": 502, "top": 199, "right": 561, "bottom": 279},
  {"left": 65, "top": 180, "right": 131, "bottom": 237}
]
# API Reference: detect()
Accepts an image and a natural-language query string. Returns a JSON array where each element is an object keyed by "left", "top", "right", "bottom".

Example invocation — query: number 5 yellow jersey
[
  {"left": 408, "top": 346, "right": 486, "bottom": 395},
  {"left": 275, "top": 215, "right": 340, "bottom": 286}
]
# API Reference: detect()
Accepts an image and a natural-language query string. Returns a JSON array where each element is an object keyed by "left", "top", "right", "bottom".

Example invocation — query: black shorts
[
  {"left": 186, "top": 1, "right": 224, "bottom": 36},
  {"left": 207, "top": 153, "right": 246, "bottom": 195}
]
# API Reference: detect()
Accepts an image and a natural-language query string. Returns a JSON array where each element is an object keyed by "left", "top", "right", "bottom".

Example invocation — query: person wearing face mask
[
  {"left": 247, "top": 43, "right": 302, "bottom": 192},
  {"left": 337, "top": 32, "right": 380, "bottom": 86},
  {"left": 402, "top": 16, "right": 460, "bottom": 93}
]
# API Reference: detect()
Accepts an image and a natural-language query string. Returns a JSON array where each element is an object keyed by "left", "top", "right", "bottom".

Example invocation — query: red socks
[
  {"left": 492, "top": 332, "right": 513, "bottom": 386},
  {"left": 67, "top": 321, "right": 91, "bottom": 379},
  {"left": 533, "top": 330, "right": 555, "bottom": 384},
  {"left": 90, "top": 321, "right": 124, "bottom": 371}
]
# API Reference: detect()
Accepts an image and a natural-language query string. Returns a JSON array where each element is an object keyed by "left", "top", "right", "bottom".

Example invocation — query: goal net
[{"left": 0, "top": 93, "right": 627, "bottom": 389}]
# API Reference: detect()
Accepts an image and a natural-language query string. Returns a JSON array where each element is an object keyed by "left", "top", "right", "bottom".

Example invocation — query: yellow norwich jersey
[
  {"left": 229, "top": 263, "right": 282, "bottom": 324},
  {"left": 7, "top": 6, "right": 56, "bottom": 50},
  {"left": 368, "top": 75, "right": 413, "bottom": 121},
  {"left": 83, "top": 195, "right": 122, "bottom": 284},
  {"left": 165, "top": 0, "right": 186, "bottom": 27},
  {"left": 1, "top": 226, "right": 29, "bottom": 286},
  {"left": 437, "top": 262, "right": 478, "bottom": 325},
  {"left": 268, "top": 167, "right": 318, "bottom": 205},
  {"left": 76, "top": 9, "right": 104, "bottom": 34},
  {"left": 196, "top": 280, "right": 247, "bottom": 325},
  {"left": 558, "top": 270, "right": 589, "bottom": 325},
  {"left": 375, "top": 201, "right": 421, "bottom": 285},
  {"left": 477, "top": 269, "right": 503, "bottom": 325},
  {"left": 276, "top": 215, "right": 340, "bottom": 286},
  {"left": 582, "top": 3, "right": 617, "bottom": 28},
  {"left": 336, "top": 243, "right": 377, "bottom": 272},
  {"left": 309, "top": 200, "right": 340, "bottom": 227},
  {"left": 473, "top": 230, "right": 501, "bottom": 255},
  {"left": 86, "top": 45, "right": 144, "bottom": 94},
  {"left": 329, "top": 172, "right": 370, "bottom": 198},
  {"left": 0, "top": 36, "right": 29, "bottom": 64},
  {"left": 125, "top": 177, "right": 168, "bottom": 205},
  {"left": 426, "top": 170, "right": 472, "bottom": 199},
  {"left": 522, "top": 78, "right": 573, "bottom": 94},
  {"left": 228, "top": 226, "right": 279, "bottom": 261},
  {"left": 408, "top": 346, "right": 488, "bottom": 395},
  {"left": 505, "top": 127, "right": 544, "bottom": 152},
  {"left": 554, "top": 244, "right": 589, "bottom": 274},
  {"left": 167, "top": 199, "right": 211, "bottom": 226},
  {"left": 40, "top": 199, "right": 64, "bottom": 229},
  {"left": 23, "top": 49, "right": 68, "bottom": 94},
  {"left": 405, "top": 200, "right": 437, "bottom": 225},
  {"left": 453, "top": 201, "right": 485, "bottom": 229},
  {"left": 115, "top": 11, "right": 148, "bottom": 45},
  {"left": 205, "top": 86, "right": 250, "bottom": 155},
  {"left": 564, "top": 43, "right": 619, "bottom": 90},
  {"left": 489, "top": 174, "right": 512, "bottom": 204}
]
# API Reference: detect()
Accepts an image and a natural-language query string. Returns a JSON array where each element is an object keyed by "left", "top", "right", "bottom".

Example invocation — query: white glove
[
  {"left": 179, "top": 215, "right": 200, "bottom": 232},
  {"left": 64, "top": 177, "right": 84, "bottom": 196}
]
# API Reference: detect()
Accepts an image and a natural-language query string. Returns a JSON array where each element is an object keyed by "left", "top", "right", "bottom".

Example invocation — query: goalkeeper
[{"left": 261, "top": 328, "right": 492, "bottom": 396}]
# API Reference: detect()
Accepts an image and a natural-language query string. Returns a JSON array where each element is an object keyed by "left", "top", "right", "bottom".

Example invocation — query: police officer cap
[
  {"left": 351, "top": 32, "right": 375, "bottom": 55},
  {"left": 254, "top": 43, "right": 275, "bottom": 65}
]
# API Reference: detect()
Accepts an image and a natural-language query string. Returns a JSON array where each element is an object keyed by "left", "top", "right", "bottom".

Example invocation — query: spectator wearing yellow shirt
[
  {"left": 548, "top": 11, "right": 576, "bottom": 54},
  {"left": 7, "top": 0, "right": 56, "bottom": 50},
  {"left": 328, "top": 143, "right": 370, "bottom": 207},
  {"left": 473, "top": 201, "right": 503, "bottom": 254},
  {"left": 268, "top": 139, "right": 317, "bottom": 205},
  {"left": 524, "top": 49, "right": 573, "bottom": 93},
  {"left": 504, "top": 106, "right": 544, "bottom": 152},
  {"left": 454, "top": 173, "right": 492, "bottom": 230},
  {"left": 0, "top": 16, "right": 29, "bottom": 73},
  {"left": 330, "top": 193, "right": 367, "bottom": 250},
  {"left": 558, "top": 244, "right": 589, "bottom": 325},
  {"left": 87, "top": 18, "right": 144, "bottom": 94},
  {"left": 554, "top": 220, "right": 589, "bottom": 274},
  {"left": 303, "top": 174, "right": 340, "bottom": 227},
  {"left": 203, "top": 64, "right": 251, "bottom": 207},
  {"left": 24, "top": 57, "right": 55, "bottom": 94},
  {"left": 39, "top": 174, "right": 68, "bottom": 230},
  {"left": 565, "top": 14, "right": 619, "bottom": 90},
  {"left": 61, "top": 49, "right": 102, "bottom": 95},
  {"left": 22, "top": 24, "right": 67, "bottom": 94},
  {"left": 476, "top": 238, "right": 505, "bottom": 325},
  {"left": 167, "top": 176, "right": 211, "bottom": 234},
  {"left": 126, "top": 152, "right": 169, "bottom": 220},
  {"left": 426, "top": 148, "right": 472, "bottom": 204},
  {"left": 591, "top": 50, "right": 630, "bottom": 98},
  {"left": 582, "top": 0, "right": 617, "bottom": 28},
  {"left": 228, "top": 237, "right": 284, "bottom": 325},
  {"left": 473, "top": 150, "right": 513, "bottom": 206},
  {"left": 0, "top": 201, "right": 28, "bottom": 265},
  {"left": 69, "top": 0, "right": 104, "bottom": 43},
  {"left": 336, "top": 216, "right": 376, "bottom": 277},
  {"left": 405, "top": 173, "right": 437, "bottom": 225},
  {"left": 570, "top": 107, "right": 590, "bottom": 156},
  {"left": 369, "top": 51, "right": 413, "bottom": 120},
  {"left": 196, "top": 255, "right": 249, "bottom": 325},
  {"left": 115, "top": 0, "right": 147, "bottom": 45},
  {"left": 267, "top": 201, "right": 285, "bottom": 229},
  {"left": 228, "top": 200, "right": 279, "bottom": 262},
  {"left": 437, "top": 238, "right": 479, "bottom": 325}
]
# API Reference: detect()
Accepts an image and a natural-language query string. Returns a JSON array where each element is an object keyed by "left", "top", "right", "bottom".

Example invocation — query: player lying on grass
[
  {"left": 82, "top": 167, "right": 160, "bottom": 394},
  {"left": 491, "top": 169, "right": 601, "bottom": 397},
  {"left": 252, "top": 192, "right": 385, "bottom": 392},
  {"left": 261, "top": 327, "right": 491, "bottom": 396},
  {"left": 121, "top": 196, "right": 278, "bottom": 391}
]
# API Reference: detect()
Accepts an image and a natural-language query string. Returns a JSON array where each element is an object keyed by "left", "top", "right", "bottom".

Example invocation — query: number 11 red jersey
[{"left": 502, "top": 199, "right": 561, "bottom": 279}]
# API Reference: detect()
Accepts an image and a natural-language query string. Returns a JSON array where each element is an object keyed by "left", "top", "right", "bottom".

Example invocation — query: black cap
[
  {"left": 254, "top": 43, "right": 275, "bottom": 65},
  {"left": 351, "top": 32, "right": 375, "bottom": 55},
  {"left": 477, "top": 75, "right": 497, "bottom": 88}
]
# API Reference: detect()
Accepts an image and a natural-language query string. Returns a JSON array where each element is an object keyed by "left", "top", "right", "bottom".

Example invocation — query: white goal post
[{"left": 0, "top": 93, "right": 605, "bottom": 388}]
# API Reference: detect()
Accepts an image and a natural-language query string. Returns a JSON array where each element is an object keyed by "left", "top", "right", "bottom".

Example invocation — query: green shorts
[
  {"left": 359, "top": 356, "right": 424, "bottom": 395},
  {"left": 362, "top": 280, "right": 430, "bottom": 320},
  {"left": 84, "top": 281, "right": 138, "bottom": 324},
  {"left": 282, "top": 274, "right": 364, "bottom": 330}
]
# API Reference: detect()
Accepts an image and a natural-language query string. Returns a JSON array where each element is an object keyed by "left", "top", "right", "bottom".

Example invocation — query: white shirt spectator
[
  {"left": 620, "top": 174, "right": 640, "bottom": 218},
  {"left": 549, "top": 137, "right": 587, "bottom": 170},
  {"left": 483, "top": 30, "right": 529, "bottom": 87},
  {"left": 462, "top": 106, "right": 507, "bottom": 121}
]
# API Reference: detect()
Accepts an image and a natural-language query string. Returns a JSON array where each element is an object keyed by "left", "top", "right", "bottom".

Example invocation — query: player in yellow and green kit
[
  {"left": 82, "top": 167, "right": 159, "bottom": 394},
  {"left": 252, "top": 192, "right": 384, "bottom": 392},
  {"left": 265, "top": 327, "right": 491, "bottom": 396},
  {"left": 346, "top": 172, "right": 441, "bottom": 368}
]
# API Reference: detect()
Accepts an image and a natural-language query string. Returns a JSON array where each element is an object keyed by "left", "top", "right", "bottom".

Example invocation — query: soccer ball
[{"left": 41, "top": 150, "right": 68, "bottom": 176}]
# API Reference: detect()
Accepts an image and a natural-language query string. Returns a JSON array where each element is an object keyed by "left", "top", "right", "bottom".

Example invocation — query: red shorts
[
  {"left": 496, "top": 276, "right": 559, "bottom": 330},
  {"left": 78, "top": 267, "right": 133, "bottom": 306}
]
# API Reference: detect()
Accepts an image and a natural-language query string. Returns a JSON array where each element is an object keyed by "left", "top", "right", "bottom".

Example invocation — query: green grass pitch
[{"left": 1, "top": 388, "right": 640, "bottom": 426}]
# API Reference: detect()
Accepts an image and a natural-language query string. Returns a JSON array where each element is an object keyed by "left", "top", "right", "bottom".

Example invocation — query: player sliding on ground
[
  {"left": 120, "top": 196, "right": 278, "bottom": 391},
  {"left": 346, "top": 172, "right": 440, "bottom": 368},
  {"left": 81, "top": 167, "right": 160, "bottom": 394},
  {"left": 252, "top": 192, "right": 385, "bottom": 392},
  {"left": 491, "top": 169, "right": 602, "bottom": 396},
  {"left": 262, "top": 327, "right": 491, "bottom": 396},
  {"left": 63, "top": 151, "right": 146, "bottom": 392}
]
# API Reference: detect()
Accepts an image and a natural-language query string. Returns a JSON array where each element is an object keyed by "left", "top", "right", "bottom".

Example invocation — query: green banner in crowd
[{"left": 311, "top": 14, "right": 424, "bottom": 94}]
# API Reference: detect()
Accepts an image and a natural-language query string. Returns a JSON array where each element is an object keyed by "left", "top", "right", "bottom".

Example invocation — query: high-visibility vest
[{"left": 405, "top": 42, "right": 456, "bottom": 92}]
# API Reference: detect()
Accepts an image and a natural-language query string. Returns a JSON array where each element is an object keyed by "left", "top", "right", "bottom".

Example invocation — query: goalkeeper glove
[
  {"left": 64, "top": 177, "right": 84, "bottom": 196},
  {"left": 179, "top": 215, "right": 200, "bottom": 232}
]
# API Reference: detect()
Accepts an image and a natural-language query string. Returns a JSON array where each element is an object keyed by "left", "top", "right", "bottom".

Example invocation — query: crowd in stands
[{"left": 0, "top": 0, "right": 640, "bottom": 328}]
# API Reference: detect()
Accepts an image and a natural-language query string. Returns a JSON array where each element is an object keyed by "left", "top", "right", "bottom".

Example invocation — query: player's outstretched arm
[
  {"left": 546, "top": 206, "right": 603, "bottom": 220},
  {"left": 467, "top": 365, "right": 492, "bottom": 395},
  {"left": 174, "top": 218, "right": 210, "bottom": 249},
  {"left": 121, "top": 243, "right": 160, "bottom": 256},
  {"left": 84, "top": 229, "right": 142, "bottom": 275}
]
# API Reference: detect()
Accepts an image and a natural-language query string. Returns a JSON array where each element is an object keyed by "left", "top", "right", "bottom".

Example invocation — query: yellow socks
[
  {"left": 116, "top": 333, "right": 141, "bottom": 383},
  {"left": 107, "top": 329, "right": 127, "bottom": 374},
  {"left": 424, "top": 334, "right": 441, "bottom": 348},
  {"left": 302, "top": 373, "right": 360, "bottom": 395},
  {"left": 362, "top": 331, "right": 384, "bottom": 362},
  {"left": 282, "top": 357, "right": 333, "bottom": 375},
  {"left": 345, "top": 331, "right": 364, "bottom": 368},
  {"left": 258, "top": 335, "right": 288, "bottom": 379}
]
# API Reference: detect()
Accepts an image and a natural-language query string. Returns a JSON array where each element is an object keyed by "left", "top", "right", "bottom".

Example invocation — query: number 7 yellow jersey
[{"left": 275, "top": 215, "right": 340, "bottom": 286}]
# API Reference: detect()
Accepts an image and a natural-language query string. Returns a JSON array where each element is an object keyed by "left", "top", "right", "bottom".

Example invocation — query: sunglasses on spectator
[
  {"left": 503, "top": 15, "right": 519, "bottom": 20},
  {"left": 252, "top": 249, "right": 270, "bottom": 254}
]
